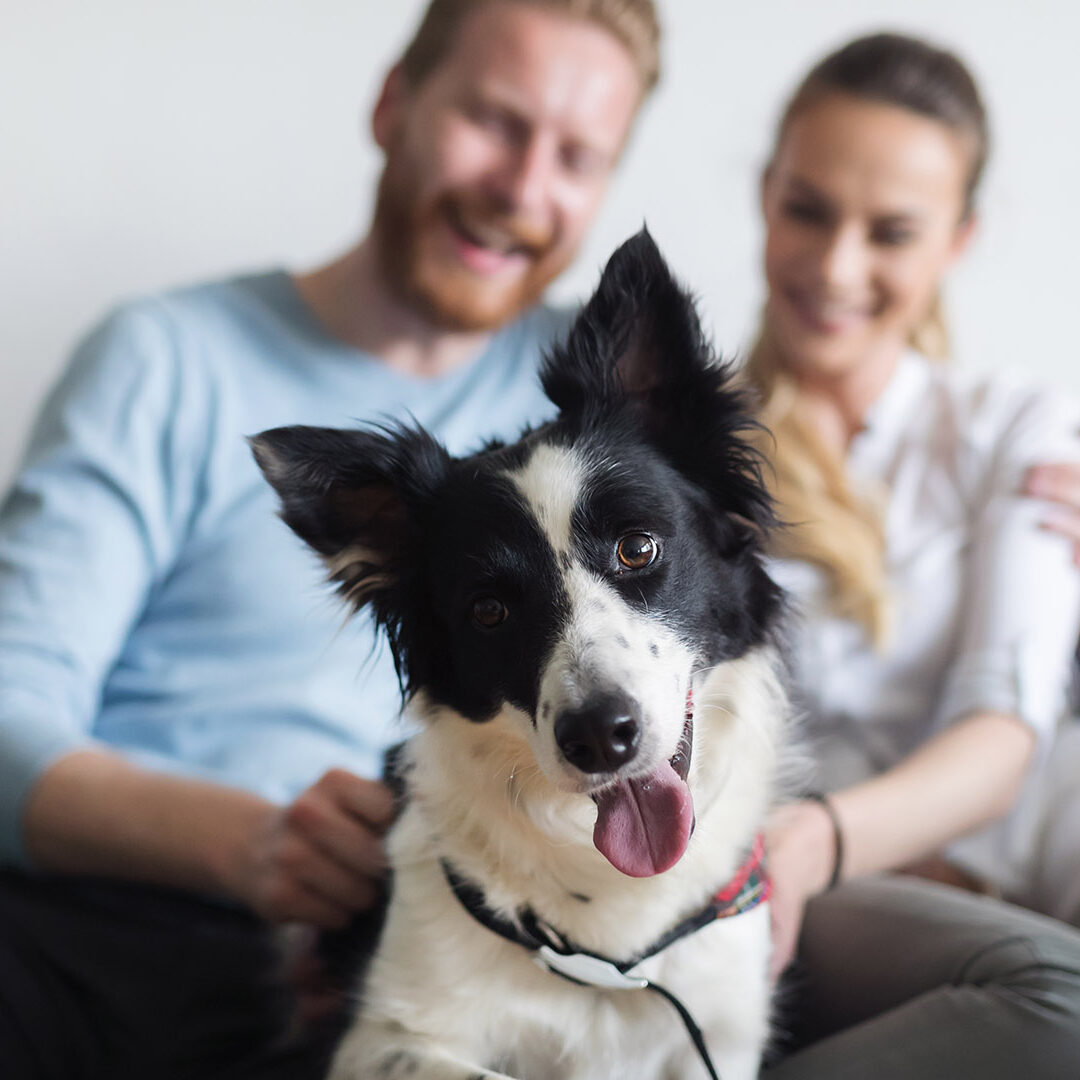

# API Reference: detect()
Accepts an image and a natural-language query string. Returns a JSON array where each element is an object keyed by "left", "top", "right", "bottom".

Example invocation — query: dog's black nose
[{"left": 554, "top": 694, "right": 641, "bottom": 774}]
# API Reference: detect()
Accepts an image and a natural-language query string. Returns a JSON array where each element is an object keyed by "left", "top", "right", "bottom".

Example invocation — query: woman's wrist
[
  {"left": 766, "top": 798, "right": 840, "bottom": 899},
  {"left": 804, "top": 791, "right": 844, "bottom": 889}
]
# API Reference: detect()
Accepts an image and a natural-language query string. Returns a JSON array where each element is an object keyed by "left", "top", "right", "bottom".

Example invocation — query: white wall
[{"left": 3, "top": 0, "right": 1078, "bottom": 489}]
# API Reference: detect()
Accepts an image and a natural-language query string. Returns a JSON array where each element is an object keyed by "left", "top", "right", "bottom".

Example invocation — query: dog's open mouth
[{"left": 590, "top": 711, "right": 695, "bottom": 879}]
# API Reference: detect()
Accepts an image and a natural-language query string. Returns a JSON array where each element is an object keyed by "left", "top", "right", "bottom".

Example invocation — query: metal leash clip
[{"left": 534, "top": 945, "right": 648, "bottom": 990}]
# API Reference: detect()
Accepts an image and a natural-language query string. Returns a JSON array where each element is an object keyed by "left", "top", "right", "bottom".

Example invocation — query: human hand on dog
[
  {"left": 1025, "top": 462, "right": 1080, "bottom": 565},
  {"left": 230, "top": 769, "right": 393, "bottom": 928},
  {"left": 764, "top": 800, "right": 838, "bottom": 983}
]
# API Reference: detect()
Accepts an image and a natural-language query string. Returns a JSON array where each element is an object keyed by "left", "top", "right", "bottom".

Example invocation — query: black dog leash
[{"left": 441, "top": 836, "right": 771, "bottom": 1080}]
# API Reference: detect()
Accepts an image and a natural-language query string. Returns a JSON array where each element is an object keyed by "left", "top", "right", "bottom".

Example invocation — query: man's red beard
[{"left": 372, "top": 157, "right": 576, "bottom": 333}]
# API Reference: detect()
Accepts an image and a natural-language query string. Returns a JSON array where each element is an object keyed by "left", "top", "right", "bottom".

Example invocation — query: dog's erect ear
[
  {"left": 541, "top": 228, "right": 705, "bottom": 413},
  {"left": 542, "top": 229, "right": 775, "bottom": 533},
  {"left": 249, "top": 424, "right": 449, "bottom": 612}
]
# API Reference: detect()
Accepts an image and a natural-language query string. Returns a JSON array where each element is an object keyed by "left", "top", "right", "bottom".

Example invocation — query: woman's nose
[{"left": 816, "top": 224, "right": 869, "bottom": 292}]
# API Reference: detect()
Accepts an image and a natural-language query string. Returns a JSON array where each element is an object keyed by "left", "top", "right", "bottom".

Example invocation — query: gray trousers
[{"left": 764, "top": 875, "right": 1080, "bottom": 1079}]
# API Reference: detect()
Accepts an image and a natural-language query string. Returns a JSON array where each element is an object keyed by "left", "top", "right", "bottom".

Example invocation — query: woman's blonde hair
[{"left": 748, "top": 33, "right": 989, "bottom": 643}]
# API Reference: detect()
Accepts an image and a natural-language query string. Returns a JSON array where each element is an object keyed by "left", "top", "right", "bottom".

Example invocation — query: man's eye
[
  {"left": 467, "top": 103, "right": 523, "bottom": 145},
  {"left": 782, "top": 200, "right": 828, "bottom": 225},
  {"left": 616, "top": 533, "right": 658, "bottom": 571},
  {"left": 472, "top": 596, "right": 509, "bottom": 629},
  {"left": 472, "top": 105, "right": 504, "bottom": 130},
  {"left": 562, "top": 143, "right": 603, "bottom": 177}
]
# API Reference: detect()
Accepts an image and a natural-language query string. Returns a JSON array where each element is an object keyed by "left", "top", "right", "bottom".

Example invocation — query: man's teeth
[{"left": 457, "top": 220, "right": 517, "bottom": 255}]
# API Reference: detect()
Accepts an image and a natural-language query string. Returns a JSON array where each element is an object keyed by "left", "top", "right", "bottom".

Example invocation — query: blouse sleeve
[{"left": 935, "top": 382, "right": 1080, "bottom": 744}]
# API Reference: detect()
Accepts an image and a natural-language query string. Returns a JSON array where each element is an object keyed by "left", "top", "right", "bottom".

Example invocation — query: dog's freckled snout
[{"left": 553, "top": 693, "right": 641, "bottom": 773}]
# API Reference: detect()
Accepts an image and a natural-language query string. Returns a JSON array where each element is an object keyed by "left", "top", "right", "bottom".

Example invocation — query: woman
[{"left": 749, "top": 33, "right": 1080, "bottom": 1077}]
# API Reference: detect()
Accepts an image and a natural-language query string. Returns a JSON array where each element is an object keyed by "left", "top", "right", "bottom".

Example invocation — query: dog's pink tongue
[{"left": 592, "top": 767, "right": 694, "bottom": 878}]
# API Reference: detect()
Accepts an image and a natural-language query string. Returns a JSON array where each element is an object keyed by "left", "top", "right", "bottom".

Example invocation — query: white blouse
[{"left": 769, "top": 352, "right": 1080, "bottom": 893}]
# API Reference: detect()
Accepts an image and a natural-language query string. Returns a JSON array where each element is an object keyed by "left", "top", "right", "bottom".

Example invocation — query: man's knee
[{"left": 0, "top": 926, "right": 103, "bottom": 1079}]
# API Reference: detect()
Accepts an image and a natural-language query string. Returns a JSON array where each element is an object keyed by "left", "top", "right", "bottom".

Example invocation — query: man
[{"left": 0, "top": 2, "right": 659, "bottom": 1075}]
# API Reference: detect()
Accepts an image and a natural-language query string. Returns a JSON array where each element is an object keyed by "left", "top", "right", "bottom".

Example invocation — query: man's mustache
[{"left": 442, "top": 195, "right": 555, "bottom": 258}]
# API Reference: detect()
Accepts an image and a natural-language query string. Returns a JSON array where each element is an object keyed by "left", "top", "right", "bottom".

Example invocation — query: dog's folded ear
[
  {"left": 249, "top": 423, "right": 448, "bottom": 612},
  {"left": 542, "top": 228, "right": 775, "bottom": 534}
]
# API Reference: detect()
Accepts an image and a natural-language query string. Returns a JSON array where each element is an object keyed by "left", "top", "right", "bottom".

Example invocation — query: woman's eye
[
  {"left": 872, "top": 226, "right": 916, "bottom": 247},
  {"left": 616, "top": 533, "right": 659, "bottom": 571},
  {"left": 472, "top": 596, "right": 509, "bottom": 629}
]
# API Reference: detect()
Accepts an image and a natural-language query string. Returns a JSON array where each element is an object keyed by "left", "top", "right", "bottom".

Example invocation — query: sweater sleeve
[{"left": 0, "top": 301, "right": 200, "bottom": 864}]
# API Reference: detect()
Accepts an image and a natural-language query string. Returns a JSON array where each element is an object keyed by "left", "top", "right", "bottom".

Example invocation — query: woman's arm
[
  {"left": 767, "top": 710, "right": 1034, "bottom": 979},
  {"left": 829, "top": 709, "right": 1034, "bottom": 877}
]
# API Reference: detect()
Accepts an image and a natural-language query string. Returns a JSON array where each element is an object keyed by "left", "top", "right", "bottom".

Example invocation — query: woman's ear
[{"left": 948, "top": 210, "right": 979, "bottom": 264}]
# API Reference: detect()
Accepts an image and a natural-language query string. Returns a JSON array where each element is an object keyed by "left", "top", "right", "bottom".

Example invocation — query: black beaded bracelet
[{"left": 806, "top": 791, "right": 844, "bottom": 890}]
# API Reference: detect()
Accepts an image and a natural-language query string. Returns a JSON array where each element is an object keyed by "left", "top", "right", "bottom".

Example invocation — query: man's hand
[
  {"left": 1025, "top": 463, "right": 1080, "bottom": 565},
  {"left": 226, "top": 769, "right": 394, "bottom": 928},
  {"left": 763, "top": 799, "right": 836, "bottom": 983},
  {"left": 24, "top": 750, "right": 394, "bottom": 930}
]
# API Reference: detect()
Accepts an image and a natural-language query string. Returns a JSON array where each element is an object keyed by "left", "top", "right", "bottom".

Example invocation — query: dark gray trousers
[
  {"left": 0, "top": 869, "right": 350, "bottom": 1080},
  {"left": 765, "top": 875, "right": 1080, "bottom": 1079},
  {"left": 4, "top": 870, "right": 1080, "bottom": 1078}
]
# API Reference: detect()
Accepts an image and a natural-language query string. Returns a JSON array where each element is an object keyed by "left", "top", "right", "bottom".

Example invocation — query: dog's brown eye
[
  {"left": 472, "top": 596, "right": 508, "bottom": 629},
  {"left": 616, "top": 533, "right": 658, "bottom": 571}
]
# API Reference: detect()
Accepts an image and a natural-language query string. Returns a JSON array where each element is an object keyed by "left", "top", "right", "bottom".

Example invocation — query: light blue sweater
[{"left": 0, "top": 271, "right": 569, "bottom": 863}]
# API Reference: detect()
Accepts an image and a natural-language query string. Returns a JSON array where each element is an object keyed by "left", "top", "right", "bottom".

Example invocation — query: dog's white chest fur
[{"left": 328, "top": 650, "right": 784, "bottom": 1080}]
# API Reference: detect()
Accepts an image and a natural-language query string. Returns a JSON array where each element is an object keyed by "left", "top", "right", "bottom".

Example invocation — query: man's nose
[{"left": 491, "top": 133, "right": 558, "bottom": 217}]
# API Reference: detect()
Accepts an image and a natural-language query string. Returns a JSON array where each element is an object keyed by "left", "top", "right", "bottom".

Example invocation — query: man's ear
[
  {"left": 249, "top": 423, "right": 448, "bottom": 612},
  {"left": 371, "top": 63, "right": 409, "bottom": 151},
  {"left": 760, "top": 163, "right": 775, "bottom": 219}
]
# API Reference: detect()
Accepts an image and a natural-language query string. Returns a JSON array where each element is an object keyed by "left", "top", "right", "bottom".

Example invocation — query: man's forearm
[{"left": 22, "top": 748, "right": 273, "bottom": 901}]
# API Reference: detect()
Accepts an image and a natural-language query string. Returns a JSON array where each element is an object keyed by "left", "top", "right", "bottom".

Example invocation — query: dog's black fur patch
[{"left": 252, "top": 230, "right": 781, "bottom": 725}]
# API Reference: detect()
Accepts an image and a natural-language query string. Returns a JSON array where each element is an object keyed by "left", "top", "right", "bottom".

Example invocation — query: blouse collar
[{"left": 849, "top": 351, "right": 932, "bottom": 471}]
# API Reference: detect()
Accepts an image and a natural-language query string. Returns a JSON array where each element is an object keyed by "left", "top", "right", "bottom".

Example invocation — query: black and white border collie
[{"left": 253, "top": 231, "right": 789, "bottom": 1080}]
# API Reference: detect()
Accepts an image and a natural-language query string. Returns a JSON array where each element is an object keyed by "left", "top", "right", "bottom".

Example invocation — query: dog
[{"left": 252, "top": 230, "right": 790, "bottom": 1080}]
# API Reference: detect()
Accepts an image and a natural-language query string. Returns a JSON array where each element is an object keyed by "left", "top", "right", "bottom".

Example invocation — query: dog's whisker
[
  {"left": 695, "top": 701, "right": 735, "bottom": 717},
  {"left": 500, "top": 758, "right": 543, "bottom": 811}
]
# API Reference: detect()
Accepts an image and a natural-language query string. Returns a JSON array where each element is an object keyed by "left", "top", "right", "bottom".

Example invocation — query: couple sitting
[{"left": 1, "top": 3, "right": 1079, "bottom": 1077}]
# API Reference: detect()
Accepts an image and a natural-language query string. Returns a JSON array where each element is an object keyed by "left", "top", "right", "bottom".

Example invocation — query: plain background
[{"left": 3, "top": 0, "right": 1078, "bottom": 490}]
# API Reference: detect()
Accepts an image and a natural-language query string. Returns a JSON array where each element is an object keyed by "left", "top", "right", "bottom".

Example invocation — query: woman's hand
[
  {"left": 1025, "top": 462, "right": 1080, "bottom": 565},
  {"left": 901, "top": 853, "right": 995, "bottom": 894},
  {"left": 227, "top": 768, "right": 395, "bottom": 928},
  {"left": 764, "top": 799, "right": 838, "bottom": 982}
]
